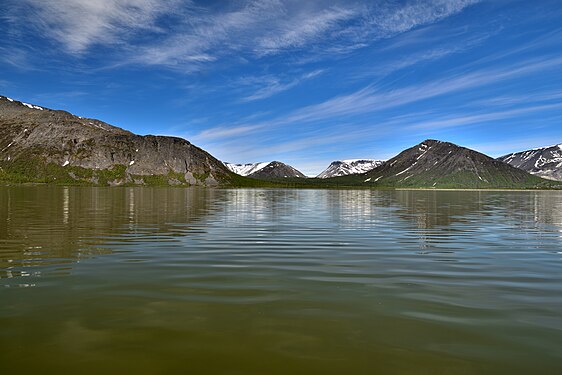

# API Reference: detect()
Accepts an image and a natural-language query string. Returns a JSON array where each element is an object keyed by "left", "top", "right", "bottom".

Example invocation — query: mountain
[
  {"left": 224, "top": 162, "right": 270, "bottom": 176},
  {"left": 0, "top": 95, "right": 236, "bottom": 186},
  {"left": 498, "top": 144, "right": 562, "bottom": 181},
  {"left": 317, "top": 159, "right": 384, "bottom": 178},
  {"left": 330, "top": 140, "right": 549, "bottom": 188},
  {"left": 247, "top": 161, "right": 307, "bottom": 179},
  {"left": 224, "top": 161, "right": 306, "bottom": 179}
]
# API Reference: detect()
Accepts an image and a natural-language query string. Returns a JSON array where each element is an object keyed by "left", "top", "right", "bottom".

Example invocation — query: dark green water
[{"left": 1, "top": 187, "right": 561, "bottom": 374}]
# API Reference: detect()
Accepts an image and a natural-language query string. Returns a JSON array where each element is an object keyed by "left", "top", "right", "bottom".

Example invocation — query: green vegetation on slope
[{"left": 0, "top": 157, "right": 206, "bottom": 187}]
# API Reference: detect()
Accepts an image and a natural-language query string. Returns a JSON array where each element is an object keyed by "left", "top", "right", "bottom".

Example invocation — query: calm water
[{"left": 1, "top": 187, "right": 562, "bottom": 374}]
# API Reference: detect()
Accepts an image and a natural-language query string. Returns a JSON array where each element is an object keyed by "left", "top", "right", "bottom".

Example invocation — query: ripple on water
[{"left": 1, "top": 187, "right": 562, "bottom": 373}]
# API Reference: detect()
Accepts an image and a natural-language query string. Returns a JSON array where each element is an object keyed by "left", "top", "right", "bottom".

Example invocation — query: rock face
[
  {"left": 498, "top": 144, "right": 562, "bottom": 181},
  {"left": 223, "top": 162, "right": 270, "bottom": 176},
  {"left": 357, "top": 140, "right": 545, "bottom": 188},
  {"left": 317, "top": 159, "right": 384, "bottom": 178},
  {"left": 0, "top": 95, "right": 233, "bottom": 186},
  {"left": 247, "top": 161, "right": 306, "bottom": 179}
]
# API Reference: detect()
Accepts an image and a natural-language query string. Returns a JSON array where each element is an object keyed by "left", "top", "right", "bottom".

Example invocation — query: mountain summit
[
  {"left": 248, "top": 161, "right": 306, "bottom": 179},
  {"left": 0, "top": 95, "right": 233, "bottom": 186}
]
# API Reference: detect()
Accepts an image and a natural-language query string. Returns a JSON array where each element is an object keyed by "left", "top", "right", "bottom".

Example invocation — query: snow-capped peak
[{"left": 317, "top": 159, "right": 384, "bottom": 178}]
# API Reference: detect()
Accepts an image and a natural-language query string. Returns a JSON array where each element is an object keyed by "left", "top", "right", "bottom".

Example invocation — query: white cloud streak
[
  {"left": 255, "top": 5, "right": 359, "bottom": 55},
  {"left": 21, "top": 0, "right": 183, "bottom": 54},
  {"left": 407, "top": 102, "right": 562, "bottom": 130},
  {"left": 370, "top": 0, "right": 480, "bottom": 34},
  {"left": 267, "top": 55, "right": 562, "bottom": 127},
  {"left": 240, "top": 69, "right": 325, "bottom": 102},
  {"left": 10, "top": 0, "right": 482, "bottom": 69},
  {"left": 193, "top": 124, "right": 265, "bottom": 142},
  {"left": 469, "top": 90, "right": 562, "bottom": 108}
]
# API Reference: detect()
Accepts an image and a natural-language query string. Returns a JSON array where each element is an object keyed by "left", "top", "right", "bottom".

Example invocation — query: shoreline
[{"left": 1, "top": 182, "right": 561, "bottom": 192}]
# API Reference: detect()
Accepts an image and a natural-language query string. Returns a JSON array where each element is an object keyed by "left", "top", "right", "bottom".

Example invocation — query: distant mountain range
[
  {"left": 498, "top": 144, "right": 562, "bottom": 181},
  {"left": 226, "top": 159, "right": 383, "bottom": 179},
  {"left": 0, "top": 95, "right": 560, "bottom": 188},
  {"left": 317, "top": 159, "right": 384, "bottom": 178},
  {"left": 224, "top": 161, "right": 306, "bottom": 179}
]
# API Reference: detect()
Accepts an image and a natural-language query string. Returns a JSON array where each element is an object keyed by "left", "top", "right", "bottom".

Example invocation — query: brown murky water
[{"left": 1, "top": 187, "right": 561, "bottom": 374}]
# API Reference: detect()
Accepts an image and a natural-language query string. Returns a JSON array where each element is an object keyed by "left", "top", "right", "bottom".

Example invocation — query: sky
[{"left": 1, "top": 0, "right": 562, "bottom": 176}]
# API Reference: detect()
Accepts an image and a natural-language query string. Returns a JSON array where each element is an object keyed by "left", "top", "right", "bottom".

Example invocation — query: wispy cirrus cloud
[
  {"left": 370, "top": 0, "right": 480, "bottom": 35},
  {"left": 407, "top": 102, "right": 562, "bottom": 131},
  {"left": 16, "top": 0, "right": 184, "bottom": 54},
  {"left": 126, "top": 1, "right": 365, "bottom": 69},
  {"left": 350, "top": 31, "right": 494, "bottom": 81},
  {"left": 0, "top": 46, "right": 34, "bottom": 70},
  {"left": 192, "top": 124, "right": 265, "bottom": 142},
  {"left": 255, "top": 5, "right": 359, "bottom": 55},
  {"left": 266, "top": 54, "right": 562, "bottom": 127},
  {"left": 240, "top": 69, "right": 325, "bottom": 102},
  {"left": 468, "top": 90, "right": 562, "bottom": 108},
  {"left": 6, "top": 0, "right": 482, "bottom": 70}
]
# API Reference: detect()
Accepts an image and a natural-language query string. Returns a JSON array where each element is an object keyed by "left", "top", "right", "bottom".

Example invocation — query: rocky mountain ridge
[
  {"left": 498, "top": 144, "right": 562, "bottom": 181},
  {"left": 0, "top": 95, "right": 233, "bottom": 186}
]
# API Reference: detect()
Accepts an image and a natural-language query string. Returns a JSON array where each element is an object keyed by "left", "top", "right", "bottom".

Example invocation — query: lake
[{"left": 1, "top": 186, "right": 561, "bottom": 374}]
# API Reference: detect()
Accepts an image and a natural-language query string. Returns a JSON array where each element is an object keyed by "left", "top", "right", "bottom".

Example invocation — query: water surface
[{"left": 1, "top": 187, "right": 562, "bottom": 374}]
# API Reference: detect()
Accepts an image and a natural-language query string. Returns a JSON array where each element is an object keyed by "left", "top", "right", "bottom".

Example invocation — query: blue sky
[{"left": 2, "top": 0, "right": 562, "bottom": 175}]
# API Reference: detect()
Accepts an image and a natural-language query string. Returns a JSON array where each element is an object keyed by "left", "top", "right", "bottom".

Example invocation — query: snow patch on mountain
[
  {"left": 224, "top": 162, "right": 270, "bottom": 176},
  {"left": 22, "top": 102, "right": 44, "bottom": 110},
  {"left": 317, "top": 159, "right": 385, "bottom": 178}
]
